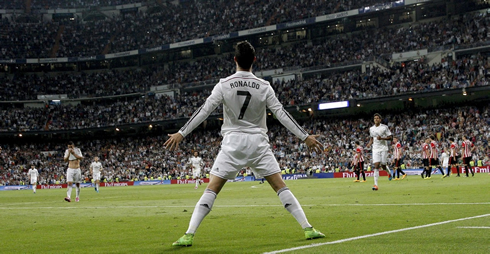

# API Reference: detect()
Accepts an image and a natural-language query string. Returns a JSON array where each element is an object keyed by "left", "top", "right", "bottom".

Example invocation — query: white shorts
[
  {"left": 372, "top": 150, "right": 388, "bottom": 165},
  {"left": 192, "top": 169, "right": 202, "bottom": 178},
  {"left": 211, "top": 133, "right": 280, "bottom": 180},
  {"left": 66, "top": 168, "right": 82, "bottom": 183},
  {"left": 93, "top": 172, "right": 101, "bottom": 181},
  {"left": 30, "top": 178, "right": 37, "bottom": 185}
]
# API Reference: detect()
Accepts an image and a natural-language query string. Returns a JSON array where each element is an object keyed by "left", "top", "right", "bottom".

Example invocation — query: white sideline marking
[
  {"left": 263, "top": 214, "right": 490, "bottom": 254},
  {"left": 457, "top": 226, "right": 490, "bottom": 229},
  {"left": 1, "top": 202, "right": 490, "bottom": 209}
]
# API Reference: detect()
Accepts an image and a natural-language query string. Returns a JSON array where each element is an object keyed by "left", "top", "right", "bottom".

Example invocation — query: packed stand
[
  {"left": 0, "top": 89, "right": 217, "bottom": 131},
  {"left": 0, "top": 51, "right": 489, "bottom": 131},
  {"left": 5, "top": 0, "right": 488, "bottom": 59},
  {"left": 29, "top": 0, "right": 145, "bottom": 9},
  {"left": 1, "top": 105, "right": 489, "bottom": 186},
  {"left": 0, "top": 68, "right": 161, "bottom": 101}
]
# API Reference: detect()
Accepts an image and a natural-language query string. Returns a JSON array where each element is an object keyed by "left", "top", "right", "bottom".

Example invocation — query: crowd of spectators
[
  {"left": 0, "top": 0, "right": 144, "bottom": 10},
  {"left": 0, "top": 105, "right": 489, "bottom": 186},
  {"left": 0, "top": 67, "right": 160, "bottom": 100},
  {"left": 1, "top": 1, "right": 489, "bottom": 59},
  {"left": 1, "top": 1, "right": 490, "bottom": 186},
  {"left": 1, "top": 51, "right": 488, "bottom": 132},
  {"left": 1, "top": 11, "right": 489, "bottom": 101}
]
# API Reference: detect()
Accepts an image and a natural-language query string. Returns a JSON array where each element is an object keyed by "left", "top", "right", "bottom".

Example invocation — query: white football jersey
[
  {"left": 27, "top": 168, "right": 39, "bottom": 178},
  {"left": 91, "top": 161, "right": 103, "bottom": 173},
  {"left": 179, "top": 71, "right": 309, "bottom": 141},
  {"left": 64, "top": 148, "right": 83, "bottom": 161},
  {"left": 369, "top": 124, "right": 392, "bottom": 152},
  {"left": 189, "top": 156, "right": 203, "bottom": 169}
]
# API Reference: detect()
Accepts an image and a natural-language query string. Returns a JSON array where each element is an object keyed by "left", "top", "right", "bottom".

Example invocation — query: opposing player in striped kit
[
  {"left": 392, "top": 137, "right": 406, "bottom": 180},
  {"left": 461, "top": 135, "right": 475, "bottom": 177},
  {"left": 165, "top": 41, "right": 325, "bottom": 247},
  {"left": 353, "top": 141, "right": 366, "bottom": 182},
  {"left": 429, "top": 135, "right": 446, "bottom": 178},
  {"left": 421, "top": 138, "right": 431, "bottom": 178},
  {"left": 448, "top": 138, "right": 460, "bottom": 177}
]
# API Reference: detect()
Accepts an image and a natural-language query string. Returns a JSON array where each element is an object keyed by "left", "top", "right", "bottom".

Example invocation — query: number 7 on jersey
[{"left": 237, "top": 90, "right": 251, "bottom": 119}]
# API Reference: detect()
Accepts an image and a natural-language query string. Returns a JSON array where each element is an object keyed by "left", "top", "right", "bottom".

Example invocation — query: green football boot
[
  {"left": 172, "top": 233, "right": 194, "bottom": 246},
  {"left": 304, "top": 227, "right": 325, "bottom": 240}
]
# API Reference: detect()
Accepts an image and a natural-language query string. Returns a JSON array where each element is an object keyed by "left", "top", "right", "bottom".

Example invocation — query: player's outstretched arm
[
  {"left": 304, "top": 135, "right": 324, "bottom": 154},
  {"left": 165, "top": 133, "right": 184, "bottom": 151}
]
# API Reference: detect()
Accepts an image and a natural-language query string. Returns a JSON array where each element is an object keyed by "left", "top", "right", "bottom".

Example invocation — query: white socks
[
  {"left": 374, "top": 168, "right": 379, "bottom": 186},
  {"left": 67, "top": 186, "right": 72, "bottom": 198},
  {"left": 278, "top": 187, "right": 312, "bottom": 229},
  {"left": 76, "top": 186, "right": 80, "bottom": 198},
  {"left": 186, "top": 189, "right": 217, "bottom": 234},
  {"left": 184, "top": 187, "right": 312, "bottom": 235}
]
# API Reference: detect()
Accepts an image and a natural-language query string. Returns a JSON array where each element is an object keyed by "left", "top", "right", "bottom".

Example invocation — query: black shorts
[
  {"left": 430, "top": 158, "right": 440, "bottom": 166},
  {"left": 463, "top": 156, "right": 472, "bottom": 165},
  {"left": 357, "top": 161, "right": 364, "bottom": 171},
  {"left": 394, "top": 159, "right": 402, "bottom": 167},
  {"left": 422, "top": 159, "right": 429, "bottom": 167},
  {"left": 449, "top": 156, "right": 459, "bottom": 165}
]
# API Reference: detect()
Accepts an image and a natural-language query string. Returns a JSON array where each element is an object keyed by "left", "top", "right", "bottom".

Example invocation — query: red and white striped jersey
[
  {"left": 355, "top": 145, "right": 364, "bottom": 162},
  {"left": 450, "top": 142, "right": 458, "bottom": 157},
  {"left": 351, "top": 153, "right": 358, "bottom": 165},
  {"left": 422, "top": 143, "right": 429, "bottom": 159},
  {"left": 462, "top": 140, "right": 473, "bottom": 157},
  {"left": 430, "top": 140, "right": 438, "bottom": 159},
  {"left": 393, "top": 141, "right": 402, "bottom": 159}
]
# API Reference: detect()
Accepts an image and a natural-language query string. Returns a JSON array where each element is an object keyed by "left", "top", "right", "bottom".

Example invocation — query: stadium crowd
[
  {"left": 1, "top": 105, "right": 489, "bottom": 186},
  {"left": 1, "top": 50, "right": 488, "bottom": 132},
  {"left": 1, "top": 1, "right": 489, "bottom": 59}
]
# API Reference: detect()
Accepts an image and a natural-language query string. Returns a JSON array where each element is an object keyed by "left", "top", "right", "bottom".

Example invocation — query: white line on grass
[
  {"left": 456, "top": 226, "right": 490, "bottom": 229},
  {"left": 1, "top": 202, "right": 490, "bottom": 209},
  {"left": 263, "top": 213, "right": 490, "bottom": 254}
]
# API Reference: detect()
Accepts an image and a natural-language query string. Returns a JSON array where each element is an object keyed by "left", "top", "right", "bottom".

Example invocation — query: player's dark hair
[
  {"left": 373, "top": 113, "right": 382, "bottom": 119},
  {"left": 235, "top": 41, "right": 255, "bottom": 70},
  {"left": 449, "top": 137, "right": 454, "bottom": 142},
  {"left": 355, "top": 141, "right": 360, "bottom": 145},
  {"left": 68, "top": 141, "right": 74, "bottom": 145},
  {"left": 430, "top": 135, "right": 435, "bottom": 140}
]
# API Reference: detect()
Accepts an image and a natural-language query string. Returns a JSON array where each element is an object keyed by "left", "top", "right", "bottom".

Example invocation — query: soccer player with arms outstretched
[
  {"left": 165, "top": 41, "right": 325, "bottom": 247},
  {"left": 64, "top": 141, "right": 83, "bottom": 202},
  {"left": 366, "top": 113, "right": 393, "bottom": 191},
  {"left": 27, "top": 165, "right": 39, "bottom": 194},
  {"left": 90, "top": 156, "right": 103, "bottom": 193}
]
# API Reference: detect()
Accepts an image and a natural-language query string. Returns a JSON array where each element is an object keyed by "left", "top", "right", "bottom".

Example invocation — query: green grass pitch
[{"left": 1, "top": 175, "right": 489, "bottom": 254}]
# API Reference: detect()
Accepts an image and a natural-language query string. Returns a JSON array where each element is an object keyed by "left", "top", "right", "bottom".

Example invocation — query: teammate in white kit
[
  {"left": 188, "top": 151, "right": 203, "bottom": 189},
  {"left": 64, "top": 141, "right": 83, "bottom": 202},
  {"left": 27, "top": 165, "right": 39, "bottom": 194},
  {"left": 367, "top": 113, "right": 393, "bottom": 191},
  {"left": 90, "top": 156, "right": 103, "bottom": 193},
  {"left": 166, "top": 41, "right": 325, "bottom": 247}
]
